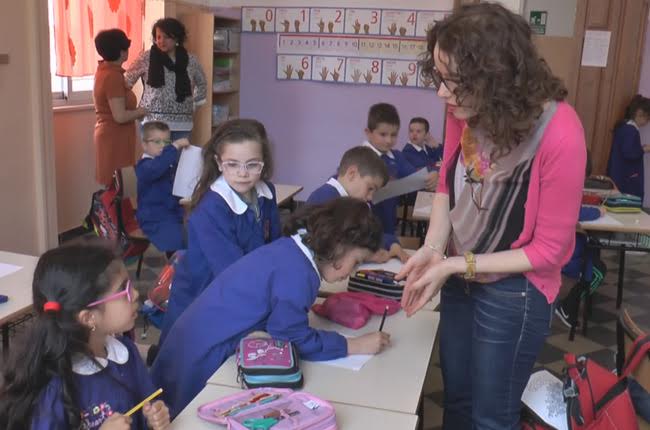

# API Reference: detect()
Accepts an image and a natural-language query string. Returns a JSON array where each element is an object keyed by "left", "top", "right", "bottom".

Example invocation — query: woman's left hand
[
  {"left": 143, "top": 400, "right": 170, "bottom": 430},
  {"left": 401, "top": 259, "right": 452, "bottom": 316}
]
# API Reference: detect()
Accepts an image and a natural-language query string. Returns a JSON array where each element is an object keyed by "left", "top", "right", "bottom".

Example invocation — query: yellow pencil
[{"left": 125, "top": 388, "right": 163, "bottom": 417}]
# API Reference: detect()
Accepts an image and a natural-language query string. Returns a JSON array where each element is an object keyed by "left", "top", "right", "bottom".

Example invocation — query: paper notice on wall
[
  {"left": 372, "top": 167, "right": 429, "bottom": 204},
  {"left": 172, "top": 145, "right": 203, "bottom": 199},
  {"left": 581, "top": 30, "right": 611, "bottom": 67}
]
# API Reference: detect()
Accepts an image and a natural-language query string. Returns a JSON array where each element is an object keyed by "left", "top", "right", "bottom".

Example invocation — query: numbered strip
[
  {"left": 277, "top": 34, "right": 320, "bottom": 54},
  {"left": 312, "top": 56, "right": 346, "bottom": 83},
  {"left": 317, "top": 36, "right": 360, "bottom": 56},
  {"left": 276, "top": 8, "right": 310, "bottom": 33},
  {"left": 344, "top": 9, "right": 381, "bottom": 35},
  {"left": 380, "top": 10, "right": 417, "bottom": 37},
  {"left": 277, "top": 54, "right": 312, "bottom": 80},
  {"left": 345, "top": 57, "right": 382, "bottom": 85},
  {"left": 242, "top": 7, "right": 276, "bottom": 33},
  {"left": 309, "top": 8, "right": 345, "bottom": 34},
  {"left": 381, "top": 59, "right": 418, "bottom": 87},
  {"left": 415, "top": 11, "right": 448, "bottom": 37}
]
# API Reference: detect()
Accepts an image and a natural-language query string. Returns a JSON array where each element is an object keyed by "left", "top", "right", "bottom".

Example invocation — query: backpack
[
  {"left": 236, "top": 335, "right": 304, "bottom": 389},
  {"left": 84, "top": 170, "right": 149, "bottom": 262},
  {"left": 564, "top": 334, "right": 650, "bottom": 430}
]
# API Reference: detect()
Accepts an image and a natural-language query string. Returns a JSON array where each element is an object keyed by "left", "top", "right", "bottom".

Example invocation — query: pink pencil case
[{"left": 197, "top": 387, "right": 337, "bottom": 429}]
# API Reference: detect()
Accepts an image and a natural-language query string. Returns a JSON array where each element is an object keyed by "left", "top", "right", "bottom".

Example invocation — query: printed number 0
[
  {"left": 408, "top": 63, "right": 416, "bottom": 74},
  {"left": 265, "top": 9, "right": 273, "bottom": 21}
]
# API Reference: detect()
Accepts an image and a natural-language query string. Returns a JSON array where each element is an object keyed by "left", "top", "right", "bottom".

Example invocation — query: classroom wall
[{"left": 0, "top": 1, "right": 58, "bottom": 255}]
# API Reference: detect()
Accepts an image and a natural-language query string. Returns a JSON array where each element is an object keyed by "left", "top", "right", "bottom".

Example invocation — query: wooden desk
[
  {"left": 412, "top": 191, "right": 434, "bottom": 221},
  {"left": 207, "top": 309, "right": 439, "bottom": 415},
  {"left": 0, "top": 251, "right": 38, "bottom": 352},
  {"left": 275, "top": 184, "right": 303, "bottom": 209},
  {"left": 170, "top": 385, "right": 419, "bottom": 429}
]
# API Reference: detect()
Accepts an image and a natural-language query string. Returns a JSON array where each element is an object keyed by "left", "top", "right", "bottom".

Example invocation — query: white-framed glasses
[{"left": 220, "top": 160, "right": 265, "bottom": 175}]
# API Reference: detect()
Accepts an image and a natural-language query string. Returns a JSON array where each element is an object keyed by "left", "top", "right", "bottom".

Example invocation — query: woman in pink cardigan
[{"left": 397, "top": 4, "right": 585, "bottom": 430}]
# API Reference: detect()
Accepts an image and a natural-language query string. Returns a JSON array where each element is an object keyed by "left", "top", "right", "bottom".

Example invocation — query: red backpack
[{"left": 563, "top": 334, "right": 650, "bottom": 430}]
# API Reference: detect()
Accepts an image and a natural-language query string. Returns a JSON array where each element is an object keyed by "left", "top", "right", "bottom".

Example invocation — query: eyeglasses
[
  {"left": 430, "top": 67, "right": 459, "bottom": 91},
  {"left": 87, "top": 280, "right": 134, "bottom": 308},
  {"left": 220, "top": 160, "right": 265, "bottom": 175},
  {"left": 144, "top": 138, "right": 172, "bottom": 146}
]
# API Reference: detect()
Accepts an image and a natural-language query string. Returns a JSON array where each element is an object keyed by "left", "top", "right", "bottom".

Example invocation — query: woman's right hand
[
  {"left": 136, "top": 107, "right": 148, "bottom": 119},
  {"left": 347, "top": 332, "right": 391, "bottom": 355},
  {"left": 99, "top": 413, "right": 131, "bottom": 430}
]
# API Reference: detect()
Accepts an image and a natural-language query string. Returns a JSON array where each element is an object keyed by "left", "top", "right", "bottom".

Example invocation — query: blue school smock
[
  {"left": 362, "top": 141, "right": 417, "bottom": 235},
  {"left": 152, "top": 236, "right": 348, "bottom": 416},
  {"left": 159, "top": 176, "right": 281, "bottom": 345},
  {"left": 562, "top": 206, "right": 601, "bottom": 279},
  {"left": 307, "top": 177, "right": 399, "bottom": 249},
  {"left": 135, "top": 146, "right": 185, "bottom": 252},
  {"left": 402, "top": 142, "right": 442, "bottom": 171},
  {"left": 607, "top": 121, "right": 645, "bottom": 199},
  {"left": 31, "top": 336, "right": 154, "bottom": 430}
]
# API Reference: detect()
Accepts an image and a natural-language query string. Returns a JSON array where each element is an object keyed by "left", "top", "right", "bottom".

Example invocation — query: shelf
[{"left": 213, "top": 89, "right": 239, "bottom": 95}]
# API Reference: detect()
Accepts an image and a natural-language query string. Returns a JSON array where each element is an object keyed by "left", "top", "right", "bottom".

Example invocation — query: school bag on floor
[
  {"left": 198, "top": 387, "right": 337, "bottom": 429},
  {"left": 347, "top": 269, "right": 404, "bottom": 300},
  {"left": 563, "top": 334, "right": 650, "bottom": 430},
  {"left": 237, "top": 335, "right": 304, "bottom": 389}
]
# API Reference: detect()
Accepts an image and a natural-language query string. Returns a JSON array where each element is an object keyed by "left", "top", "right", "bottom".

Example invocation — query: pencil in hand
[
  {"left": 379, "top": 305, "right": 388, "bottom": 332},
  {"left": 125, "top": 388, "right": 163, "bottom": 417}
]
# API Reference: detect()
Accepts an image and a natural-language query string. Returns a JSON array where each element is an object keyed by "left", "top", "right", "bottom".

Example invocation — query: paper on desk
[
  {"left": 172, "top": 145, "right": 203, "bottom": 199},
  {"left": 0, "top": 263, "right": 21, "bottom": 279},
  {"left": 521, "top": 369, "right": 568, "bottom": 430},
  {"left": 580, "top": 213, "right": 622, "bottom": 227},
  {"left": 372, "top": 168, "right": 429, "bottom": 204},
  {"left": 319, "top": 353, "right": 373, "bottom": 371},
  {"left": 357, "top": 259, "right": 404, "bottom": 274}
]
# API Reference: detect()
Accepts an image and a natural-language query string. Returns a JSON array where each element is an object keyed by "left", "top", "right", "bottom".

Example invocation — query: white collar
[
  {"left": 72, "top": 336, "right": 129, "bottom": 376},
  {"left": 626, "top": 120, "right": 640, "bottom": 131},
  {"left": 291, "top": 231, "right": 321, "bottom": 280},
  {"left": 326, "top": 177, "right": 348, "bottom": 197},
  {"left": 141, "top": 153, "right": 154, "bottom": 159},
  {"left": 362, "top": 140, "right": 394, "bottom": 159},
  {"left": 407, "top": 142, "right": 425, "bottom": 152},
  {"left": 210, "top": 175, "right": 273, "bottom": 215}
]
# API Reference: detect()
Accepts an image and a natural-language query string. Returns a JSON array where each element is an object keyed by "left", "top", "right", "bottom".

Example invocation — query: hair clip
[{"left": 43, "top": 301, "right": 61, "bottom": 313}]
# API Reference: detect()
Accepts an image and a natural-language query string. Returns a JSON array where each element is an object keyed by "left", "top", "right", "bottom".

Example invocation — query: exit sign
[{"left": 529, "top": 10, "right": 547, "bottom": 35}]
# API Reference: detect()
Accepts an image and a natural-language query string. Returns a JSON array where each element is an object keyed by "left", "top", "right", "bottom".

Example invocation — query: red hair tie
[{"left": 43, "top": 301, "right": 61, "bottom": 313}]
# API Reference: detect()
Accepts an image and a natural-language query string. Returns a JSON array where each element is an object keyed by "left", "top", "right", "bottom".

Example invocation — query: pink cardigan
[{"left": 438, "top": 102, "right": 586, "bottom": 303}]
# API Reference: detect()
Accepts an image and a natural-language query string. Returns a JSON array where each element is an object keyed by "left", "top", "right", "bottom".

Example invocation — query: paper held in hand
[
  {"left": 172, "top": 145, "right": 203, "bottom": 199},
  {"left": 372, "top": 167, "right": 429, "bottom": 204}
]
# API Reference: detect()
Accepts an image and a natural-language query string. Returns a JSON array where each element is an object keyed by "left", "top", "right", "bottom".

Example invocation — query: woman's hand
[
  {"left": 143, "top": 400, "right": 170, "bottom": 430},
  {"left": 99, "top": 413, "right": 132, "bottom": 430},
  {"left": 136, "top": 107, "right": 148, "bottom": 120},
  {"left": 396, "top": 246, "right": 446, "bottom": 315},
  {"left": 347, "top": 332, "right": 391, "bottom": 355},
  {"left": 400, "top": 260, "right": 454, "bottom": 316}
]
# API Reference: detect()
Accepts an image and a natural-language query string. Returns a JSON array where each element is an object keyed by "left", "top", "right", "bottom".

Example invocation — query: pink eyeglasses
[{"left": 87, "top": 279, "right": 134, "bottom": 307}]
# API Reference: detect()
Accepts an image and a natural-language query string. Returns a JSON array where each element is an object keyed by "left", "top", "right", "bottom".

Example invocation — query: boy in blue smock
[
  {"left": 402, "top": 117, "right": 443, "bottom": 171},
  {"left": 136, "top": 121, "right": 190, "bottom": 258},
  {"left": 308, "top": 146, "right": 409, "bottom": 262}
]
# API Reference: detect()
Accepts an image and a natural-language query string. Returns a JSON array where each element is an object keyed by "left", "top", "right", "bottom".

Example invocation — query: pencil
[
  {"left": 379, "top": 305, "right": 388, "bottom": 332},
  {"left": 125, "top": 388, "right": 163, "bottom": 417}
]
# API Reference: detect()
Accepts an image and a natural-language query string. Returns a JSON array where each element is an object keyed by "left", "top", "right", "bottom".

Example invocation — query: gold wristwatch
[{"left": 463, "top": 251, "right": 476, "bottom": 280}]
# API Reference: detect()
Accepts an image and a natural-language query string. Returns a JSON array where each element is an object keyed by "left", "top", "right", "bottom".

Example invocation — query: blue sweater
[
  {"left": 152, "top": 237, "right": 348, "bottom": 416},
  {"left": 373, "top": 150, "right": 417, "bottom": 234},
  {"left": 607, "top": 122, "right": 645, "bottom": 199},
  {"left": 402, "top": 142, "right": 442, "bottom": 171},
  {"left": 562, "top": 206, "right": 601, "bottom": 279}
]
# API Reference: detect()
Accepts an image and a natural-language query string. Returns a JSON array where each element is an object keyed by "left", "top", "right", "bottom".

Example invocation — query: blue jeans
[{"left": 439, "top": 275, "right": 553, "bottom": 430}]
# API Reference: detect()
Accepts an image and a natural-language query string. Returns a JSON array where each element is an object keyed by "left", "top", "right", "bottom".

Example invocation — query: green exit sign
[{"left": 529, "top": 10, "right": 547, "bottom": 35}]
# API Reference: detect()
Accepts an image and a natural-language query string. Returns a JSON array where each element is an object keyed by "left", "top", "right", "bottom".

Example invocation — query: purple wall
[{"left": 239, "top": 34, "right": 445, "bottom": 199}]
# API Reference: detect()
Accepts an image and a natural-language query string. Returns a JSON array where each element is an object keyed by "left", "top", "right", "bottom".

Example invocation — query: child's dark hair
[
  {"left": 0, "top": 242, "right": 121, "bottom": 430},
  {"left": 142, "top": 121, "right": 171, "bottom": 137},
  {"left": 409, "top": 117, "right": 430, "bottom": 133},
  {"left": 367, "top": 103, "right": 400, "bottom": 131},
  {"left": 94, "top": 29, "right": 131, "bottom": 62},
  {"left": 283, "top": 197, "right": 383, "bottom": 263},
  {"left": 189, "top": 119, "right": 274, "bottom": 211},
  {"left": 152, "top": 18, "right": 187, "bottom": 45},
  {"left": 616, "top": 94, "right": 650, "bottom": 128},
  {"left": 337, "top": 146, "right": 389, "bottom": 186}
]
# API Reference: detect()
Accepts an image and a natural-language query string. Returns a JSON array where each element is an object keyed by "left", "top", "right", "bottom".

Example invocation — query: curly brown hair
[
  {"left": 283, "top": 197, "right": 383, "bottom": 263},
  {"left": 420, "top": 3, "right": 567, "bottom": 156}
]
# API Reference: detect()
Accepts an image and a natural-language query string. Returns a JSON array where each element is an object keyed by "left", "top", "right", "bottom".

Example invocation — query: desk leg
[
  {"left": 616, "top": 249, "right": 625, "bottom": 309},
  {"left": 417, "top": 395, "right": 424, "bottom": 430},
  {"left": 2, "top": 323, "right": 9, "bottom": 357}
]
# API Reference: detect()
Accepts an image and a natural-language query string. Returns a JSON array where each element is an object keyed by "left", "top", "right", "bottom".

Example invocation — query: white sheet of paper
[
  {"left": 172, "top": 145, "right": 203, "bottom": 199},
  {"left": 0, "top": 263, "right": 22, "bottom": 279},
  {"left": 372, "top": 168, "right": 429, "bottom": 204},
  {"left": 581, "top": 30, "right": 611, "bottom": 67},
  {"left": 318, "top": 353, "right": 373, "bottom": 371},
  {"left": 521, "top": 369, "right": 568, "bottom": 430},
  {"left": 580, "top": 213, "right": 622, "bottom": 227}
]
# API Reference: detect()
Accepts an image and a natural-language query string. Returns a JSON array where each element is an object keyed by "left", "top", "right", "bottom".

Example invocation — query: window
[{"left": 48, "top": 0, "right": 94, "bottom": 104}]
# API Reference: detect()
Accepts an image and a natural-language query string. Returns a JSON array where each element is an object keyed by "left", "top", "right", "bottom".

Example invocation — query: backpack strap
[{"left": 620, "top": 334, "right": 650, "bottom": 379}]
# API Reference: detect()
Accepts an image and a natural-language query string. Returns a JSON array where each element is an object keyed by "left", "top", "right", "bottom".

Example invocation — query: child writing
[
  {"left": 0, "top": 242, "right": 169, "bottom": 430},
  {"left": 152, "top": 198, "right": 392, "bottom": 416},
  {"left": 160, "top": 119, "right": 281, "bottom": 345},
  {"left": 402, "top": 117, "right": 443, "bottom": 170},
  {"left": 136, "top": 121, "right": 190, "bottom": 258},
  {"left": 307, "top": 146, "right": 410, "bottom": 263},
  {"left": 363, "top": 103, "right": 437, "bottom": 235}
]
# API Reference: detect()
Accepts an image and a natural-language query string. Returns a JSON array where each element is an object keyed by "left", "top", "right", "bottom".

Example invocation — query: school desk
[
  {"left": 170, "top": 384, "right": 419, "bottom": 429},
  {"left": 0, "top": 251, "right": 38, "bottom": 354},
  {"left": 207, "top": 306, "right": 439, "bottom": 416},
  {"left": 274, "top": 184, "right": 303, "bottom": 211}
]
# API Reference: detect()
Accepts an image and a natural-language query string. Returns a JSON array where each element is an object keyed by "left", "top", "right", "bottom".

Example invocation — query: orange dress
[{"left": 93, "top": 62, "right": 137, "bottom": 185}]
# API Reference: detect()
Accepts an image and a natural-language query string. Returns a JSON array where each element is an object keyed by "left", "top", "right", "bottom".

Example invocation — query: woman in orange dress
[{"left": 93, "top": 29, "right": 147, "bottom": 185}]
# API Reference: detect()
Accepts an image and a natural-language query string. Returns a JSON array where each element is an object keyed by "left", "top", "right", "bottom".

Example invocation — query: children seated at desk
[
  {"left": 136, "top": 121, "right": 190, "bottom": 258},
  {"left": 160, "top": 119, "right": 281, "bottom": 345},
  {"left": 402, "top": 117, "right": 443, "bottom": 171},
  {"left": 307, "top": 146, "right": 409, "bottom": 263},
  {"left": 0, "top": 242, "right": 170, "bottom": 430},
  {"left": 151, "top": 198, "right": 391, "bottom": 416},
  {"left": 362, "top": 103, "right": 437, "bottom": 235}
]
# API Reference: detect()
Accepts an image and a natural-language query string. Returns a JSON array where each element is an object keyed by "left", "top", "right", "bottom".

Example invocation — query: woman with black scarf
[{"left": 126, "top": 18, "right": 207, "bottom": 141}]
